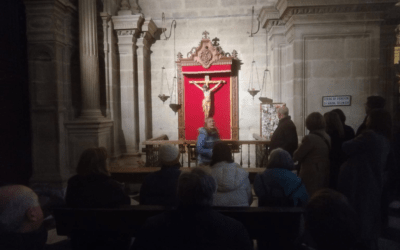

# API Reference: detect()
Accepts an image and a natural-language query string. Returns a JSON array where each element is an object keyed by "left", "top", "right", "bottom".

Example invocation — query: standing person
[
  {"left": 293, "top": 112, "right": 331, "bottom": 197},
  {"left": 324, "top": 111, "right": 346, "bottom": 189},
  {"left": 65, "top": 147, "right": 131, "bottom": 250},
  {"left": 196, "top": 117, "right": 220, "bottom": 165},
  {"left": 331, "top": 108, "right": 355, "bottom": 142},
  {"left": 0, "top": 185, "right": 47, "bottom": 250},
  {"left": 269, "top": 106, "right": 298, "bottom": 157},
  {"left": 356, "top": 96, "right": 385, "bottom": 136},
  {"left": 210, "top": 142, "right": 252, "bottom": 207},
  {"left": 140, "top": 144, "right": 181, "bottom": 206},
  {"left": 302, "top": 189, "right": 362, "bottom": 250},
  {"left": 338, "top": 109, "right": 391, "bottom": 250},
  {"left": 131, "top": 167, "right": 253, "bottom": 250}
]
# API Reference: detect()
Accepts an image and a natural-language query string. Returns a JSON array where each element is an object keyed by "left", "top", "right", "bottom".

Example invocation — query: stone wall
[
  {"left": 261, "top": 0, "right": 400, "bottom": 137},
  {"left": 141, "top": 0, "right": 274, "bottom": 142}
]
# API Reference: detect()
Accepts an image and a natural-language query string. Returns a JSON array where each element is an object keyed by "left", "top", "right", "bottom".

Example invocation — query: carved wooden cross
[
  {"left": 189, "top": 75, "right": 223, "bottom": 88},
  {"left": 202, "top": 31, "right": 210, "bottom": 39},
  {"left": 189, "top": 75, "right": 225, "bottom": 118}
]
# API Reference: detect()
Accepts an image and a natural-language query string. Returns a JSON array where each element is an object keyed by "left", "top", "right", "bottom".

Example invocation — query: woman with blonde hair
[
  {"left": 196, "top": 117, "right": 220, "bottom": 165},
  {"left": 293, "top": 112, "right": 331, "bottom": 196}
]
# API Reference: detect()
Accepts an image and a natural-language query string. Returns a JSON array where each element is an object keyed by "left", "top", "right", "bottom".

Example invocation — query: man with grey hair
[
  {"left": 0, "top": 185, "right": 47, "bottom": 250},
  {"left": 131, "top": 167, "right": 253, "bottom": 250},
  {"left": 269, "top": 105, "right": 298, "bottom": 157}
]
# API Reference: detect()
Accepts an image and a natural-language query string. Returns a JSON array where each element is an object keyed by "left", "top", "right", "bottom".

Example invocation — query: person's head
[
  {"left": 158, "top": 144, "right": 180, "bottom": 167},
  {"left": 277, "top": 106, "right": 289, "bottom": 120},
  {"left": 0, "top": 185, "right": 44, "bottom": 233},
  {"left": 210, "top": 142, "right": 233, "bottom": 166},
  {"left": 204, "top": 117, "right": 215, "bottom": 129},
  {"left": 324, "top": 111, "right": 344, "bottom": 138},
  {"left": 366, "top": 108, "right": 392, "bottom": 139},
  {"left": 305, "top": 189, "right": 359, "bottom": 250},
  {"left": 267, "top": 148, "right": 294, "bottom": 170},
  {"left": 76, "top": 147, "right": 109, "bottom": 176},
  {"left": 305, "top": 112, "right": 325, "bottom": 132},
  {"left": 202, "top": 84, "right": 208, "bottom": 91},
  {"left": 331, "top": 108, "right": 346, "bottom": 124},
  {"left": 365, "top": 96, "right": 386, "bottom": 115},
  {"left": 177, "top": 167, "right": 216, "bottom": 207}
]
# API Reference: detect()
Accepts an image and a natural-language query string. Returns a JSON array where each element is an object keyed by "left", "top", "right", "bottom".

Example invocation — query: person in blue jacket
[{"left": 196, "top": 117, "right": 220, "bottom": 165}]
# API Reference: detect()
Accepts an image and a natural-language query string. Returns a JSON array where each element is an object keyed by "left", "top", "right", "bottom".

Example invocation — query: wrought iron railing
[{"left": 142, "top": 135, "right": 270, "bottom": 168}]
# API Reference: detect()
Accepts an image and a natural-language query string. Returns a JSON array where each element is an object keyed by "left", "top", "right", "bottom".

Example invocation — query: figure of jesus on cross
[{"left": 190, "top": 75, "right": 225, "bottom": 118}]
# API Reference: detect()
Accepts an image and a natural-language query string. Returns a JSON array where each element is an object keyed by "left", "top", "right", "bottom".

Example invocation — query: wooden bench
[
  {"left": 53, "top": 205, "right": 304, "bottom": 242},
  {"left": 110, "top": 167, "right": 265, "bottom": 184}
]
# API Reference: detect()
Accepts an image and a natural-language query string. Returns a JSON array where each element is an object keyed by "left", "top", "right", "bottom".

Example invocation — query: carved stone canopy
[{"left": 178, "top": 31, "right": 239, "bottom": 69}]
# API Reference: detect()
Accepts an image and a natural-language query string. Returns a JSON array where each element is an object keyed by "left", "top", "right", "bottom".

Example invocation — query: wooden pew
[{"left": 53, "top": 205, "right": 304, "bottom": 242}]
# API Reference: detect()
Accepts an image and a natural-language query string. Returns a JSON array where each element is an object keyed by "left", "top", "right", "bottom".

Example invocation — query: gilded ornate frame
[{"left": 176, "top": 32, "right": 240, "bottom": 140}]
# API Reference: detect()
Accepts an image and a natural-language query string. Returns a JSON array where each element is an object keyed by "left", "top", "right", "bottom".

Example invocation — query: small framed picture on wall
[{"left": 260, "top": 103, "right": 285, "bottom": 140}]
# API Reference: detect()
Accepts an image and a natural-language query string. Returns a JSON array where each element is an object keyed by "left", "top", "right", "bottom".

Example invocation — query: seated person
[
  {"left": 65, "top": 147, "right": 131, "bottom": 250},
  {"left": 140, "top": 144, "right": 181, "bottom": 206},
  {"left": 66, "top": 147, "right": 130, "bottom": 208},
  {"left": 302, "top": 189, "right": 363, "bottom": 250},
  {"left": 0, "top": 185, "right": 47, "bottom": 250},
  {"left": 254, "top": 148, "right": 308, "bottom": 207},
  {"left": 196, "top": 117, "right": 220, "bottom": 165},
  {"left": 210, "top": 142, "right": 252, "bottom": 206},
  {"left": 131, "top": 167, "right": 253, "bottom": 250}
]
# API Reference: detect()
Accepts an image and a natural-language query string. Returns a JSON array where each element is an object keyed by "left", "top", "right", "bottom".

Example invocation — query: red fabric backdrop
[{"left": 184, "top": 72, "right": 231, "bottom": 140}]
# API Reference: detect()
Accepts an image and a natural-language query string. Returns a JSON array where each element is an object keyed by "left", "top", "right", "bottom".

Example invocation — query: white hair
[
  {"left": 0, "top": 186, "right": 40, "bottom": 232},
  {"left": 278, "top": 106, "right": 289, "bottom": 116}
]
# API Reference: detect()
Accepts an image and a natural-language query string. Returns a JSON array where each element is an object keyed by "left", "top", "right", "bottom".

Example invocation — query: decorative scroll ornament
[{"left": 200, "top": 49, "right": 213, "bottom": 66}]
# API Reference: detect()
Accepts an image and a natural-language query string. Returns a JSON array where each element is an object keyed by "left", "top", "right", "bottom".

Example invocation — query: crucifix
[{"left": 189, "top": 75, "right": 225, "bottom": 118}]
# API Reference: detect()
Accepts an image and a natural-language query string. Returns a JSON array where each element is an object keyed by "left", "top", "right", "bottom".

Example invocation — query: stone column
[
  {"left": 24, "top": 0, "right": 78, "bottom": 187},
  {"left": 112, "top": 10, "right": 144, "bottom": 156},
  {"left": 79, "top": 0, "right": 103, "bottom": 119},
  {"left": 137, "top": 18, "right": 157, "bottom": 145},
  {"left": 65, "top": 0, "right": 113, "bottom": 174}
]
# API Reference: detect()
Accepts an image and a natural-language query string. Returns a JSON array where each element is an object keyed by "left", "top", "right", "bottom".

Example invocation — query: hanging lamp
[
  {"left": 158, "top": 66, "right": 170, "bottom": 103},
  {"left": 259, "top": 69, "right": 273, "bottom": 104},
  {"left": 167, "top": 15, "right": 181, "bottom": 114},
  {"left": 247, "top": 6, "right": 261, "bottom": 100}
]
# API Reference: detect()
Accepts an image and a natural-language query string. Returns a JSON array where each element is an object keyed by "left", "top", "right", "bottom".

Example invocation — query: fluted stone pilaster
[
  {"left": 137, "top": 18, "right": 157, "bottom": 144},
  {"left": 79, "top": 0, "right": 102, "bottom": 118},
  {"left": 112, "top": 13, "right": 144, "bottom": 155}
]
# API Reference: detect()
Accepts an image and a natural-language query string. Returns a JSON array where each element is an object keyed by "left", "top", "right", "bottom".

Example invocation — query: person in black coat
[
  {"left": 269, "top": 105, "right": 298, "bottom": 157},
  {"left": 324, "top": 111, "right": 346, "bottom": 190},
  {"left": 132, "top": 167, "right": 253, "bottom": 250},
  {"left": 140, "top": 144, "right": 181, "bottom": 206},
  {"left": 356, "top": 96, "right": 385, "bottom": 136},
  {"left": 65, "top": 147, "right": 131, "bottom": 250},
  {"left": 331, "top": 108, "right": 355, "bottom": 142}
]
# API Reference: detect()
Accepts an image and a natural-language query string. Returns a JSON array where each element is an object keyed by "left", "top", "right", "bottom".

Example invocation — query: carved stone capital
[
  {"left": 24, "top": 0, "right": 78, "bottom": 44},
  {"left": 141, "top": 18, "right": 158, "bottom": 40},
  {"left": 112, "top": 14, "right": 144, "bottom": 31},
  {"left": 259, "top": 6, "right": 280, "bottom": 29}
]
